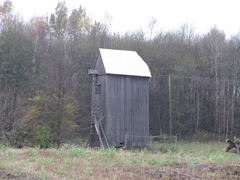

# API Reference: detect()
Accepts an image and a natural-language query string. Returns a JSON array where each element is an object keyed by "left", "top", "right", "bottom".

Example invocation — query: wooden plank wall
[{"left": 105, "top": 75, "right": 149, "bottom": 147}]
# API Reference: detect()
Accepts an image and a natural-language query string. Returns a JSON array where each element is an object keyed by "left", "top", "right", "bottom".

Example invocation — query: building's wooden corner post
[
  {"left": 124, "top": 133, "right": 128, "bottom": 148},
  {"left": 164, "top": 134, "right": 166, "bottom": 144},
  {"left": 175, "top": 134, "right": 178, "bottom": 152},
  {"left": 150, "top": 135, "right": 152, "bottom": 149}
]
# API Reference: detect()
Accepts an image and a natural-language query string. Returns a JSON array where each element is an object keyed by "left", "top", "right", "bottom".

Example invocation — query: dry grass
[{"left": 0, "top": 142, "right": 240, "bottom": 179}]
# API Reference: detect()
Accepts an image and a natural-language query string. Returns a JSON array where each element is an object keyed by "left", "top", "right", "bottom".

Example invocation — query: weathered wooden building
[{"left": 88, "top": 48, "right": 151, "bottom": 148}]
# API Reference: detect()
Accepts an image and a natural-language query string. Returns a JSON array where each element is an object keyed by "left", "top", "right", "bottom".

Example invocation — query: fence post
[
  {"left": 175, "top": 134, "right": 178, "bottom": 152},
  {"left": 160, "top": 129, "right": 162, "bottom": 142},
  {"left": 164, "top": 134, "right": 165, "bottom": 144},
  {"left": 150, "top": 135, "right": 152, "bottom": 149},
  {"left": 124, "top": 133, "right": 128, "bottom": 148}
]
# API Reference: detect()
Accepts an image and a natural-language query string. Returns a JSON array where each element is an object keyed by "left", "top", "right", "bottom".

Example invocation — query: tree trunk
[
  {"left": 231, "top": 80, "right": 236, "bottom": 136},
  {"left": 197, "top": 91, "right": 200, "bottom": 134},
  {"left": 215, "top": 64, "right": 219, "bottom": 140}
]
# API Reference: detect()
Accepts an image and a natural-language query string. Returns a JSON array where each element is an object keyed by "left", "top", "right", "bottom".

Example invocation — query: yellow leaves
[
  {"left": 69, "top": 5, "right": 91, "bottom": 35},
  {"left": 0, "top": 0, "right": 13, "bottom": 15},
  {"left": 27, "top": 95, "right": 41, "bottom": 116},
  {"left": 23, "top": 90, "right": 79, "bottom": 145},
  {"left": 77, "top": 16, "right": 91, "bottom": 34},
  {"left": 29, "top": 16, "right": 46, "bottom": 34},
  {"left": 0, "top": 0, "right": 14, "bottom": 24},
  {"left": 33, "top": 95, "right": 41, "bottom": 100},
  {"left": 83, "top": 16, "right": 91, "bottom": 31},
  {"left": 29, "top": 105, "right": 39, "bottom": 115}
]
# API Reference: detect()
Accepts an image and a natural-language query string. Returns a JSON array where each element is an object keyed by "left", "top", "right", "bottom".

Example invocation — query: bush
[
  {"left": 192, "top": 131, "right": 213, "bottom": 142},
  {"left": 0, "top": 144, "right": 7, "bottom": 152},
  {"left": 32, "top": 125, "right": 51, "bottom": 149},
  {"left": 22, "top": 91, "right": 79, "bottom": 148}
]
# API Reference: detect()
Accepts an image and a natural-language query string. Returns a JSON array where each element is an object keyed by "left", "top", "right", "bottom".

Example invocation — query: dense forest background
[{"left": 1, "top": 0, "right": 240, "bottom": 147}]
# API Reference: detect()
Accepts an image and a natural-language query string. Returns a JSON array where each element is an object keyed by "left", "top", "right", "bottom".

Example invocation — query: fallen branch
[{"left": 223, "top": 139, "right": 240, "bottom": 154}]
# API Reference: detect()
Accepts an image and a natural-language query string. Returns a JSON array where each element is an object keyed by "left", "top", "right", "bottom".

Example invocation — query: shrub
[
  {"left": 22, "top": 91, "right": 79, "bottom": 148},
  {"left": 0, "top": 144, "right": 7, "bottom": 152},
  {"left": 32, "top": 125, "right": 51, "bottom": 149},
  {"left": 192, "top": 131, "right": 213, "bottom": 142}
]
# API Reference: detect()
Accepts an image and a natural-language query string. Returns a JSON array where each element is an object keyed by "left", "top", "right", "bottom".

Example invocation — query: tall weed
[
  {"left": 0, "top": 144, "right": 7, "bottom": 152},
  {"left": 70, "top": 148, "right": 86, "bottom": 157}
]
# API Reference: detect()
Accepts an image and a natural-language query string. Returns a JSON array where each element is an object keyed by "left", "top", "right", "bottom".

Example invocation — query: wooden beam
[
  {"left": 236, "top": 144, "right": 239, "bottom": 154},
  {"left": 224, "top": 138, "right": 240, "bottom": 153},
  {"left": 226, "top": 139, "right": 234, "bottom": 145}
]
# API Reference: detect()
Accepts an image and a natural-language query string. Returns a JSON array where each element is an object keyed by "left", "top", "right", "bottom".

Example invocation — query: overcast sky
[{"left": 3, "top": 0, "right": 240, "bottom": 38}]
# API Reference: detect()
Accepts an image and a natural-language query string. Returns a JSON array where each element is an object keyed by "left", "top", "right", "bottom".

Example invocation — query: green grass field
[{"left": 0, "top": 141, "right": 239, "bottom": 179}]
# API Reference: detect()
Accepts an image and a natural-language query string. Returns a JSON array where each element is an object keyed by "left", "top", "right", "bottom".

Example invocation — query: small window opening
[
  {"left": 95, "top": 83, "right": 101, "bottom": 94},
  {"left": 119, "top": 142, "right": 124, "bottom": 147}
]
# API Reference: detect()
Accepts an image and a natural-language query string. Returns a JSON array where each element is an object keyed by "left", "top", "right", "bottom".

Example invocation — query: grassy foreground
[{"left": 0, "top": 142, "right": 240, "bottom": 179}]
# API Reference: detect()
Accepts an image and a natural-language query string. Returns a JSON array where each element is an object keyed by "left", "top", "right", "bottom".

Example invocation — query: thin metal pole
[{"left": 169, "top": 74, "right": 172, "bottom": 136}]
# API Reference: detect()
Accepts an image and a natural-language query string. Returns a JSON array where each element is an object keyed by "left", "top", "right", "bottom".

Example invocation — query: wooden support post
[
  {"left": 123, "top": 133, "right": 128, "bottom": 148},
  {"left": 94, "top": 117, "right": 104, "bottom": 149},
  {"left": 175, "top": 134, "right": 178, "bottom": 152}
]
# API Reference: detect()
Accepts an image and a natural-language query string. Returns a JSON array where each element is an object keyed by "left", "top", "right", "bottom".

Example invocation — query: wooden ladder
[{"left": 92, "top": 107, "right": 109, "bottom": 149}]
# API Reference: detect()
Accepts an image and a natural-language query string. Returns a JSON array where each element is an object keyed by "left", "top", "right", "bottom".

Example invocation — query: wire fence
[
  {"left": 150, "top": 134, "right": 178, "bottom": 152},
  {"left": 88, "top": 132, "right": 178, "bottom": 152}
]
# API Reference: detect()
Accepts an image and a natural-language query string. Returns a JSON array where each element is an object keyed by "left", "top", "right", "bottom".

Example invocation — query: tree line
[{"left": 1, "top": 0, "right": 240, "bottom": 147}]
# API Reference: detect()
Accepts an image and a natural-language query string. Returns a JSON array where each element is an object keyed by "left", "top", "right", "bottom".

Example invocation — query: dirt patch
[
  {"left": 106, "top": 162, "right": 240, "bottom": 179},
  {"left": 166, "top": 162, "right": 240, "bottom": 179},
  {"left": 38, "top": 149, "right": 53, "bottom": 157},
  {"left": 208, "top": 165, "right": 240, "bottom": 176},
  {"left": 140, "top": 167, "right": 199, "bottom": 180},
  {"left": 0, "top": 169, "right": 17, "bottom": 179},
  {"left": 0, "top": 168, "right": 40, "bottom": 180},
  {"left": 119, "top": 165, "right": 199, "bottom": 180}
]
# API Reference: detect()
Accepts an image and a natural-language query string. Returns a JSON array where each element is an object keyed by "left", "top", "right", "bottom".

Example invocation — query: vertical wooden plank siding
[{"left": 105, "top": 75, "right": 149, "bottom": 147}]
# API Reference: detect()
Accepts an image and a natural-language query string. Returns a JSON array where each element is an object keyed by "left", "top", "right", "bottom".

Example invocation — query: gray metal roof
[{"left": 96, "top": 48, "right": 151, "bottom": 77}]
